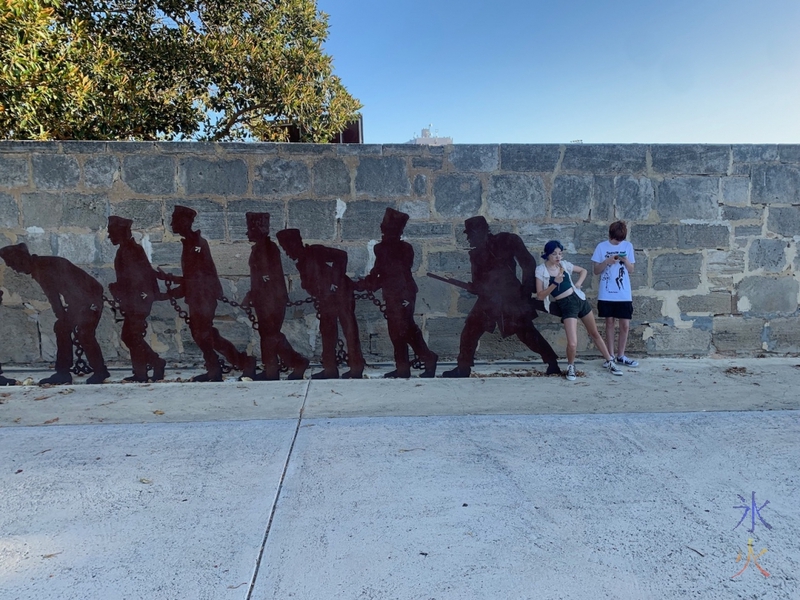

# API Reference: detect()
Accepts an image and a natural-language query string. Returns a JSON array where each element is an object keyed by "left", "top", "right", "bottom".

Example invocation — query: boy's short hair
[{"left": 609, "top": 220, "right": 627, "bottom": 241}]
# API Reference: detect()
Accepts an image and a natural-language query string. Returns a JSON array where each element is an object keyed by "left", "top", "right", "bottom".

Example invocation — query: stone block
[
  {"left": 0, "top": 307, "right": 40, "bottom": 362},
  {"left": 413, "top": 174, "right": 427, "bottom": 196},
  {"left": 456, "top": 291, "right": 476, "bottom": 315},
  {"left": 517, "top": 223, "right": 576, "bottom": 249},
  {"left": 448, "top": 145, "right": 499, "bottom": 172},
  {"left": 380, "top": 144, "right": 425, "bottom": 156},
  {"left": 227, "top": 200, "right": 285, "bottom": 240},
  {"left": 678, "top": 224, "right": 729, "bottom": 249},
  {"left": 340, "top": 200, "right": 392, "bottom": 240},
  {"left": 592, "top": 176, "right": 614, "bottom": 221},
  {"left": 83, "top": 155, "right": 119, "bottom": 189},
  {"left": 748, "top": 239, "right": 788, "bottom": 272},
  {"left": 18, "top": 229, "right": 53, "bottom": 256},
  {"left": 614, "top": 176, "right": 654, "bottom": 221},
  {"left": 778, "top": 145, "right": 800, "bottom": 163},
  {"left": 656, "top": 177, "right": 719, "bottom": 220},
  {"left": 403, "top": 222, "right": 453, "bottom": 239},
  {"left": 573, "top": 223, "right": 609, "bottom": 252},
  {"left": 345, "top": 244, "right": 370, "bottom": 278},
  {"left": 110, "top": 200, "right": 163, "bottom": 230},
  {"left": 644, "top": 325, "right": 711, "bottom": 356},
  {"left": 335, "top": 144, "right": 382, "bottom": 157},
  {"left": 751, "top": 164, "right": 800, "bottom": 204},
  {"left": 734, "top": 225, "right": 762, "bottom": 238},
  {"left": 767, "top": 317, "right": 800, "bottom": 353},
  {"left": 54, "top": 233, "right": 97, "bottom": 264},
  {"left": 561, "top": 144, "right": 647, "bottom": 174},
  {"left": 122, "top": 155, "right": 176, "bottom": 195},
  {"left": 396, "top": 200, "right": 431, "bottom": 220},
  {"left": 737, "top": 276, "right": 799, "bottom": 315},
  {"left": 21, "top": 192, "right": 62, "bottom": 228},
  {"left": 253, "top": 158, "right": 310, "bottom": 195},
  {"left": 732, "top": 145, "right": 778, "bottom": 163},
  {"left": 0, "top": 193, "right": 19, "bottom": 227},
  {"left": 630, "top": 224, "right": 678, "bottom": 249},
  {"left": 0, "top": 156, "right": 29, "bottom": 187},
  {"left": 487, "top": 174, "right": 546, "bottom": 220},
  {"left": 165, "top": 199, "right": 225, "bottom": 240},
  {"left": 206, "top": 242, "right": 250, "bottom": 278},
  {"left": 415, "top": 275, "right": 452, "bottom": 315},
  {"left": 720, "top": 177, "right": 750, "bottom": 206},
  {"left": 32, "top": 154, "right": 80, "bottom": 189},
  {"left": 551, "top": 175, "right": 591, "bottom": 219},
  {"left": 650, "top": 145, "right": 730, "bottom": 175},
  {"left": 312, "top": 158, "right": 351, "bottom": 196},
  {"left": 723, "top": 206, "right": 762, "bottom": 221},
  {"left": 287, "top": 199, "right": 336, "bottom": 240},
  {"left": 427, "top": 251, "right": 471, "bottom": 276},
  {"left": 423, "top": 317, "right": 465, "bottom": 359},
  {"left": 499, "top": 145, "right": 560, "bottom": 172},
  {"left": 1, "top": 266, "right": 48, "bottom": 303},
  {"left": 706, "top": 249, "right": 745, "bottom": 289},
  {"left": 179, "top": 157, "right": 248, "bottom": 197},
  {"left": 411, "top": 157, "right": 443, "bottom": 170},
  {"left": 62, "top": 193, "right": 109, "bottom": 230},
  {"left": 354, "top": 157, "right": 410, "bottom": 196},
  {"left": 629, "top": 256, "right": 649, "bottom": 291},
  {"left": 433, "top": 174, "right": 482, "bottom": 219},
  {"left": 632, "top": 296, "right": 664, "bottom": 323},
  {"left": 652, "top": 253, "right": 703, "bottom": 290},
  {"left": 712, "top": 316, "right": 766, "bottom": 353},
  {"left": 766, "top": 206, "right": 800, "bottom": 237},
  {"left": 678, "top": 292, "right": 732, "bottom": 315}
]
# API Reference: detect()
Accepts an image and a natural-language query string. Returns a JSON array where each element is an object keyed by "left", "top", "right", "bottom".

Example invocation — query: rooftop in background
[{"left": 408, "top": 126, "right": 452, "bottom": 146}]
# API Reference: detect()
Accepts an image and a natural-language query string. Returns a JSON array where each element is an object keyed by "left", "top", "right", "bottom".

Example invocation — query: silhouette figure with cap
[
  {"left": 159, "top": 205, "right": 257, "bottom": 382},
  {"left": 355, "top": 207, "right": 437, "bottom": 378},
  {"left": 0, "top": 290, "right": 18, "bottom": 386},
  {"left": 0, "top": 243, "right": 109, "bottom": 385},
  {"left": 442, "top": 216, "right": 560, "bottom": 378},
  {"left": 276, "top": 228, "right": 364, "bottom": 379},
  {"left": 108, "top": 216, "right": 167, "bottom": 382},
  {"left": 242, "top": 212, "right": 309, "bottom": 380}
]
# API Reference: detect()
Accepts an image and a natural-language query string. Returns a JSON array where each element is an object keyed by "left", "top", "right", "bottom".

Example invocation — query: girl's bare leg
[{"left": 581, "top": 311, "right": 613, "bottom": 361}]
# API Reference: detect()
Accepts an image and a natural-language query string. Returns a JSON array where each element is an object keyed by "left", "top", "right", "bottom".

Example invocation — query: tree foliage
[{"left": 0, "top": 0, "right": 361, "bottom": 141}]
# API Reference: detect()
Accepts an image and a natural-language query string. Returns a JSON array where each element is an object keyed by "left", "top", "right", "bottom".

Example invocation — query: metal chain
[
  {"left": 219, "top": 295, "right": 259, "bottom": 331},
  {"left": 71, "top": 328, "right": 93, "bottom": 376},
  {"left": 163, "top": 279, "right": 191, "bottom": 325}
]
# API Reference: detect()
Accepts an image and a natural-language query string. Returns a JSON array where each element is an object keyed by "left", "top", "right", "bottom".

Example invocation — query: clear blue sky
[{"left": 317, "top": 0, "right": 800, "bottom": 144}]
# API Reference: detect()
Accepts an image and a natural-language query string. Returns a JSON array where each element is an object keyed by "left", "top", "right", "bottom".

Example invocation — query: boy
[{"left": 592, "top": 221, "right": 638, "bottom": 367}]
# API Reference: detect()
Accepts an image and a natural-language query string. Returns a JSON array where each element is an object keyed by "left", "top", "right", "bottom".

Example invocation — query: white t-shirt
[{"left": 592, "top": 240, "right": 635, "bottom": 302}]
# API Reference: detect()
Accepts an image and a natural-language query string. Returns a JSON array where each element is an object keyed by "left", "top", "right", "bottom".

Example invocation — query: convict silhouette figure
[
  {"left": 0, "top": 243, "right": 109, "bottom": 385},
  {"left": 108, "top": 216, "right": 167, "bottom": 382},
  {"left": 439, "top": 216, "right": 560, "bottom": 378},
  {"left": 159, "top": 205, "right": 256, "bottom": 382},
  {"left": 276, "top": 228, "right": 365, "bottom": 379},
  {"left": 0, "top": 290, "right": 18, "bottom": 386},
  {"left": 243, "top": 212, "right": 309, "bottom": 380},
  {"left": 354, "top": 208, "right": 437, "bottom": 378}
]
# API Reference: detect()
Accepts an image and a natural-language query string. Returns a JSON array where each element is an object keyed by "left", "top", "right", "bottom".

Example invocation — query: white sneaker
[
  {"left": 615, "top": 355, "right": 639, "bottom": 367},
  {"left": 566, "top": 364, "right": 576, "bottom": 381},
  {"left": 603, "top": 360, "right": 623, "bottom": 376}
]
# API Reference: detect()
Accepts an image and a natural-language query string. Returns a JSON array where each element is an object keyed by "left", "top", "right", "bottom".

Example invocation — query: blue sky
[{"left": 317, "top": 0, "right": 800, "bottom": 144}]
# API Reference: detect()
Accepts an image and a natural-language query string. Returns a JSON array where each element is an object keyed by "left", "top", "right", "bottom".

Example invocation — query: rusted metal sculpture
[
  {"left": 108, "top": 216, "right": 167, "bottom": 382},
  {"left": 276, "top": 228, "right": 364, "bottom": 380},
  {"left": 243, "top": 212, "right": 309, "bottom": 380},
  {"left": 437, "top": 216, "right": 561, "bottom": 378},
  {"left": 0, "top": 243, "right": 110, "bottom": 385},
  {"left": 354, "top": 208, "right": 437, "bottom": 378},
  {"left": 158, "top": 205, "right": 256, "bottom": 382},
  {"left": 0, "top": 290, "right": 18, "bottom": 386}
]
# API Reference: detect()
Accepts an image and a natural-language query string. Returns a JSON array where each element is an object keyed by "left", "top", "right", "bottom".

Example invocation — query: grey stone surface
[
  {"left": 767, "top": 206, "right": 800, "bottom": 237},
  {"left": 396, "top": 200, "right": 431, "bottom": 220},
  {"left": 83, "top": 155, "right": 119, "bottom": 189},
  {"left": 656, "top": 177, "right": 719, "bottom": 220},
  {"left": 561, "top": 144, "right": 647, "bottom": 174},
  {"left": 737, "top": 276, "right": 799, "bottom": 315},
  {"left": 415, "top": 275, "right": 452, "bottom": 315},
  {"left": 766, "top": 317, "right": 800, "bottom": 353},
  {"left": 723, "top": 205, "right": 762, "bottom": 221},
  {"left": 227, "top": 200, "right": 285, "bottom": 240},
  {"left": 110, "top": 200, "right": 163, "bottom": 230},
  {"left": 354, "top": 157, "right": 410, "bottom": 196},
  {"left": 413, "top": 174, "right": 427, "bottom": 197},
  {"left": 614, "top": 176, "right": 654, "bottom": 221},
  {"left": 0, "top": 193, "right": 19, "bottom": 228},
  {"left": 592, "top": 176, "right": 614, "bottom": 221},
  {"left": 732, "top": 144, "right": 778, "bottom": 163},
  {"left": 748, "top": 238, "right": 788, "bottom": 272},
  {"left": 516, "top": 223, "right": 576, "bottom": 248},
  {"left": 652, "top": 253, "right": 703, "bottom": 290},
  {"left": 165, "top": 199, "right": 225, "bottom": 240},
  {"left": 448, "top": 145, "right": 499, "bottom": 172},
  {"left": 122, "top": 155, "right": 176, "bottom": 195},
  {"left": 32, "top": 154, "right": 80, "bottom": 189},
  {"left": 312, "top": 158, "right": 351, "bottom": 196},
  {"left": 487, "top": 174, "right": 546, "bottom": 220},
  {"left": 62, "top": 193, "right": 109, "bottom": 230},
  {"left": 631, "top": 224, "right": 678, "bottom": 249},
  {"left": 0, "top": 156, "right": 29, "bottom": 187},
  {"left": 54, "top": 233, "right": 98, "bottom": 264},
  {"left": 678, "top": 292, "right": 732, "bottom": 315},
  {"left": 734, "top": 225, "right": 762, "bottom": 238},
  {"left": 433, "top": 174, "right": 482, "bottom": 219},
  {"left": 677, "top": 224, "right": 729, "bottom": 249},
  {"left": 644, "top": 325, "right": 711, "bottom": 355},
  {"left": 499, "top": 144, "right": 560, "bottom": 172},
  {"left": 632, "top": 295, "right": 664, "bottom": 323},
  {"left": 650, "top": 144, "right": 730, "bottom": 175},
  {"left": 712, "top": 316, "right": 766, "bottom": 353},
  {"left": 720, "top": 176, "right": 750, "bottom": 206},
  {"left": 0, "top": 307, "right": 40, "bottom": 362},
  {"left": 280, "top": 142, "right": 332, "bottom": 155},
  {"left": 572, "top": 223, "right": 610, "bottom": 252},
  {"left": 411, "top": 157, "right": 443, "bottom": 170},
  {"left": 778, "top": 145, "right": 800, "bottom": 163},
  {"left": 179, "top": 157, "right": 248, "bottom": 197},
  {"left": 254, "top": 158, "right": 310, "bottom": 195},
  {"left": 427, "top": 251, "right": 471, "bottom": 276},
  {"left": 20, "top": 192, "right": 62, "bottom": 228},
  {"left": 751, "top": 164, "right": 800, "bottom": 204},
  {"left": 423, "top": 316, "right": 465, "bottom": 358},
  {"left": 341, "top": 201, "right": 392, "bottom": 240},
  {"left": 287, "top": 199, "right": 336, "bottom": 240},
  {"left": 551, "top": 175, "right": 592, "bottom": 219},
  {"left": 403, "top": 222, "right": 453, "bottom": 239},
  {"left": 335, "top": 144, "right": 382, "bottom": 156}
]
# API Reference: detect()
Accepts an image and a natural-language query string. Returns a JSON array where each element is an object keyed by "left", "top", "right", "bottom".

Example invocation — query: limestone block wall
[{"left": 0, "top": 141, "right": 798, "bottom": 368}]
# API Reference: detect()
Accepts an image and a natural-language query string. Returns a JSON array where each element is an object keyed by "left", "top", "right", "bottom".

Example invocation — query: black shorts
[
  {"left": 555, "top": 293, "right": 593, "bottom": 322},
  {"left": 597, "top": 300, "right": 633, "bottom": 320}
]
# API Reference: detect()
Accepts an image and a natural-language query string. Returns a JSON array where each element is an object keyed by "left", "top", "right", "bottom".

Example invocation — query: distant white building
[{"left": 408, "top": 126, "right": 452, "bottom": 146}]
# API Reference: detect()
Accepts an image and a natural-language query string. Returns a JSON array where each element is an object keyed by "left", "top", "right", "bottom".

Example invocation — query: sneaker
[
  {"left": 566, "top": 364, "right": 576, "bottom": 381},
  {"left": 615, "top": 355, "right": 639, "bottom": 367},
  {"left": 603, "top": 360, "right": 624, "bottom": 376}
]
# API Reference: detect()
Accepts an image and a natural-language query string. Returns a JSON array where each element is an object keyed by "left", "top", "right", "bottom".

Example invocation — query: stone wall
[{"left": 1, "top": 141, "right": 798, "bottom": 368}]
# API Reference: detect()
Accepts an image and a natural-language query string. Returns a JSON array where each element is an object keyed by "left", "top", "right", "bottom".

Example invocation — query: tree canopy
[{"left": 0, "top": 0, "right": 361, "bottom": 141}]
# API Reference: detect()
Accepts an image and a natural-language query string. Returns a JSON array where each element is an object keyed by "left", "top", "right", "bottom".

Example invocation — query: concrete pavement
[{"left": 1, "top": 357, "right": 799, "bottom": 599}]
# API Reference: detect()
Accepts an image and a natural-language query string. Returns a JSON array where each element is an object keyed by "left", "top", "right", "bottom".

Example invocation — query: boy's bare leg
[{"left": 604, "top": 317, "right": 617, "bottom": 358}]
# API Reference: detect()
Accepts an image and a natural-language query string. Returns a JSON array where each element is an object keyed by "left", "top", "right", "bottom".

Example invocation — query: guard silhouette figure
[
  {"left": 355, "top": 208, "right": 437, "bottom": 378},
  {"left": 441, "top": 216, "right": 560, "bottom": 378},
  {"left": 0, "top": 243, "right": 110, "bottom": 385},
  {"left": 0, "top": 290, "right": 18, "bottom": 386},
  {"left": 276, "top": 228, "right": 365, "bottom": 380},
  {"left": 160, "top": 205, "right": 256, "bottom": 382},
  {"left": 108, "top": 216, "right": 167, "bottom": 382},
  {"left": 243, "top": 212, "right": 309, "bottom": 380}
]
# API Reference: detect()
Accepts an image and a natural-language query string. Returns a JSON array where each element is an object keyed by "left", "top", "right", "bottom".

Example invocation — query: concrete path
[{"left": 1, "top": 358, "right": 798, "bottom": 599}]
